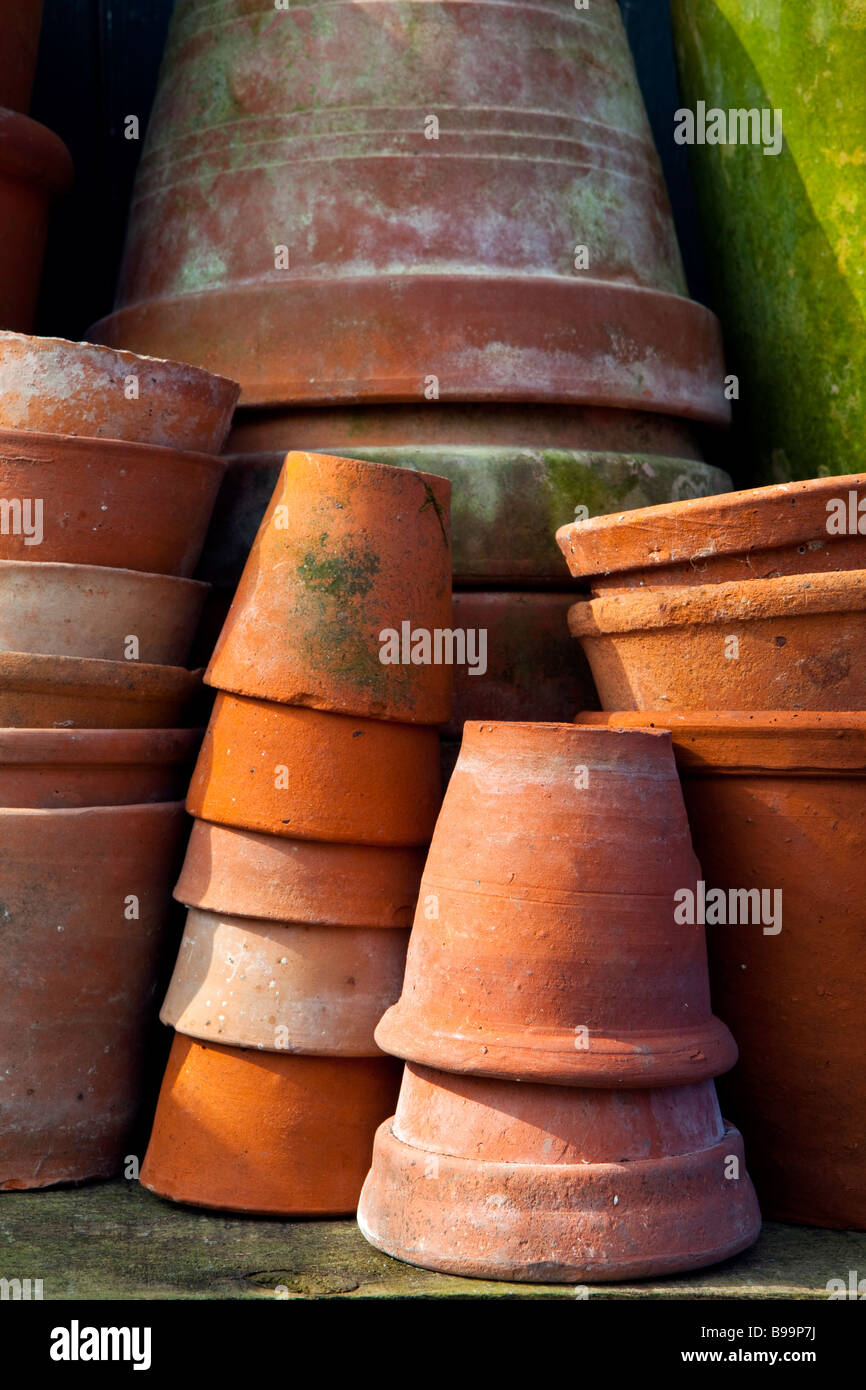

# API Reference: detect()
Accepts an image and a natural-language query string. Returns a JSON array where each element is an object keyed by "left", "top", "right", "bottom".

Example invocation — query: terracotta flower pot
[
  {"left": 0, "top": 801, "right": 186, "bottom": 1190},
  {"left": 0, "top": 427, "right": 226, "bottom": 575},
  {"left": 556, "top": 473, "right": 866, "bottom": 593},
  {"left": 376, "top": 722, "right": 736, "bottom": 1086},
  {"left": 359, "top": 1063, "right": 760, "bottom": 1282},
  {"left": 161, "top": 907, "right": 408, "bottom": 1056},
  {"left": 0, "top": 332, "right": 239, "bottom": 452},
  {"left": 92, "top": 0, "right": 727, "bottom": 423},
  {"left": 0, "top": 108, "right": 73, "bottom": 332},
  {"left": 0, "top": 561, "right": 208, "bottom": 665},
  {"left": 140, "top": 1036, "right": 401, "bottom": 1215},
  {"left": 578, "top": 709, "right": 866, "bottom": 1230},
  {"left": 176, "top": 819, "right": 424, "bottom": 928},
  {"left": 206, "top": 452, "right": 452, "bottom": 724},
  {"left": 187, "top": 692, "right": 441, "bottom": 846},
  {"left": 0, "top": 727, "right": 200, "bottom": 807},
  {"left": 0, "top": 1, "right": 44, "bottom": 113},
  {"left": 0, "top": 652, "right": 201, "bottom": 728},
  {"left": 568, "top": 571, "right": 866, "bottom": 712}
]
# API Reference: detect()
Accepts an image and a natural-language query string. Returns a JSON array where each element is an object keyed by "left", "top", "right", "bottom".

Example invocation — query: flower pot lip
[
  {"left": 0, "top": 651, "right": 203, "bottom": 695},
  {"left": 0, "top": 328, "right": 240, "bottom": 398},
  {"left": 0, "top": 558, "right": 209, "bottom": 594},
  {"left": 0, "top": 726, "right": 202, "bottom": 764},
  {"left": 460, "top": 718, "right": 673, "bottom": 747},
  {"left": 0, "top": 423, "right": 227, "bottom": 473},
  {"left": 555, "top": 472, "right": 866, "bottom": 580},
  {"left": 0, "top": 797, "right": 185, "bottom": 823},
  {"left": 0, "top": 105, "right": 73, "bottom": 193},
  {"left": 282, "top": 447, "right": 451, "bottom": 496}
]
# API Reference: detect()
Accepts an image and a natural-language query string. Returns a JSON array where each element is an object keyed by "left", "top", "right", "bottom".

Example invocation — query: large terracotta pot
[
  {"left": 359, "top": 1063, "right": 760, "bottom": 1282},
  {"left": 376, "top": 722, "right": 736, "bottom": 1087},
  {"left": 0, "top": 652, "right": 201, "bottom": 728},
  {"left": 0, "top": 108, "right": 72, "bottom": 332},
  {"left": 141, "top": 1035, "right": 401, "bottom": 1215},
  {"left": 0, "top": 428, "right": 226, "bottom": 576},
  {"left": 578, "top": 709, "right": 866, "bottom": 1230},
  {"left": 0, "top": 332, "right": 239, "bottom": 452},
  {"left": 0, "top": 727, "right": 200, "bottom": 807},
  {"left": 92, "top": 0, "right": 727, "bottom": 422},
  {"left": 568, "top": 571, "right": 866, "bottom": 712},
  {"left": 0, "top": 801, "right": 187, "bottom": 1190},
  {"left": 0, "top": 1, "right": 44, "bottom": 113}
]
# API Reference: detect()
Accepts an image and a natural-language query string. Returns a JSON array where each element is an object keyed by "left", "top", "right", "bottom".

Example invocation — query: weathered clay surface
[
  {"left": 0, "top": 108, "right": 72, "bottom": 332},
  {"left": 0, "top": 727, "right": 200, "bottom": 807},
  {"left": 0, "top": 651, "right": 201, "bottom": 727}
]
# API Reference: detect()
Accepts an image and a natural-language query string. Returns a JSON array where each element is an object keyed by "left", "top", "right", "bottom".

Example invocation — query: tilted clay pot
[
  {"left": 207, "top": 452, "right": 452, "bottom": 724},
  {"left": 569, "top": 571, "right": 866, "bottom": 712},
  {"left": 0, "top": 652, "right": 201, "bottom": 728},
  {"left": 376, "top": 722, "right": 736, "bottom": 1086},
  {"left": 187, "top": 692, "right": 441, "bottom": 847},
  {"left": 140, "top": 1036, "right": 401, "bottom": 1215},
  {"left": 161, "top": 908, "right": 409, "bottom": 1055},
  {"left": 0, "top": 561, "right": 208, "bottom": 665},
  {"left": 556, "top": 473, "right": 866, "bottom": 593},
  {"left": 0, "top": 1, "right": 44, "bottom": 112},
  {"left": 359, "top": 1063, "right": 760, "bottom": 1282},
  {"left": 0, "top": 332, "right": 239, "bottom": 452},
  {"left": 0, "top": 727, "right": 200, "bottom": 807},
  {"left": 0, "top": 108, "right": 73, "bottom": 333},
  {"left": 0, "top": 427, "right": 226, "bottom": 576},
  {"left": 176, "top": 819, "right": 424, "bottom": 928},
  {"left": 0, "top": 801, "right": 187, "bottom": 1189}
]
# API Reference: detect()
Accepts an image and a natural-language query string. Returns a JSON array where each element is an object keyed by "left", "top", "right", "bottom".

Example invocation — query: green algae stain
[{"left": 296, "top": 538, "right": 380, "bottom": 600}]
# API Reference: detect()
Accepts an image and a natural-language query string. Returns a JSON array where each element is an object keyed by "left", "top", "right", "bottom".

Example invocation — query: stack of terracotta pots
[
  {"left": 360, "top": 721, "right": 761, "bottom": 1281},
  {"left": 140, "top": 450, "right": 453, "bottom": 1215},
  {"left": 0, "top": 331, "right": 237, "bottom": 1191},
  {"left": 557, "top": 474, "right": 866, "bottom": 1230}
]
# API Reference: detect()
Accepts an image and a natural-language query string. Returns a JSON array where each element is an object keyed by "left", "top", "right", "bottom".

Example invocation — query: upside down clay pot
[
  {"left": 140, "top": 1036, "right": 401, "bottom": 1215},
  {"left": 0, "top": 652, "right": 201, "bottom": 728},
  {"left": 176, "top": 819, "right": 424, "bottom": 928},
  {"left": 376, "top": 722, "right": 736, "bottom": 1086},
  {"left": 0, "top": 801, "right": 186, "bottom": 1189},
  {"left": 0, "top": 727, "right": 200, "bottom": 807},
  {"left": 569, "top": 571, "right": 866, "bottom": 712},
  {"left": 0, "top": 108, "right": 73, "bottom": 332},
  {"left": 161, "top": 908, "right": 409, "bottom": 1055},
  {"left": 0, "top": 1, "right": 44, "bottom": 112},
  {"left": 359, "top": 1064, "right": 760, "bottom": 1282},
  {"left": 187, "top": 692, "right": 441, "bottom": 846},
  {"left": 207, "top": 452, "right": 452, "bottom": 724}
]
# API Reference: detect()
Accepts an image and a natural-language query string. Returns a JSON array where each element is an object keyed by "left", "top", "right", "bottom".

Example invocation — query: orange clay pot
[
  {"left": 568, "top": 571, "right": 866, "bottom": 712},
  {"left": 0, "top": 727, "right": 200, "bottom": 807},
  {"left": 556, "top": 473, "right": 866, "bottom": 594},
  {"left": 140, "top": 1036, "right": 401, "bottom": 1215},
  {"left": 376, "top": 722, "right": 735, "bottom": 1087},
  {"left": 0, "top": 109, "right": 73, "bottom": 332},
  {"left": 0, "top": 1, "right": 44, "bottom": 113},
  {"left": 0, "top": 801, "right": 187, "bottom": 1190},
  {"left": 359, "top": 1063, "right": 760, "bottom": 1283},
  {"left": 161, "top": 908, "right": 408, "bottom": 1055},
  {"left": 578, "top": 709, "right": 866, "bottom": 1230},
  {"left": 0, "top": 652, "right": 201, "bottom": 727},
  {"left": 187, "top": 692, "right": 441, "bottom": 846},
  {"left": 175, "top": 819, "right": 424, "bottom": 927},
  {"left": 206, "top": 452, "right": 452, "bottom": 724},
  {"left": 0, "top": 427, "right": 225, "bottom": 576}
]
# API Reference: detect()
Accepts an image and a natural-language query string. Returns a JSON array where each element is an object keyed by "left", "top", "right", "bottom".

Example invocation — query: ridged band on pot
[
  {"left": 187, "top": 692, "right": 441, "bottom": 847},
  {"left": 0, "top": 108, "right": 73, "bottom": 333},
  {"left": 176, "top": 819, "right": 424, "bottom": 927},
  {"left": 0, "top": 800, "right": 186, "bottom": 1190},
  {"left": 0, "top": 727, "right": 201, "bottom": 807},
  {"left": 0, "top": 560, "right": 209, "bottom": 665},
  {"left": 376, "top": 722, "right": 736, "bottom": 1087},
  {"left": 206, "top": 452, "right": 452, "bottom": 724},
  {"left": 0, "top": 651, "right": 202, "bottom": 728},
  {"left": 0, "top": 427, "right": 226, "bottom": 576},
  {"left": 358, "top": 1064, "right": 761, "bottom": 1283},
  {"left": 568, "top": 570, "right": 866, "bottom": 712},
  {"left": 162, "top": 907, "right": 409, "bottom": 1055},
  {"left": 0, "top": 1, "right": 44, "bottom": 113},
  {"left": 557, "top": 473, "right": 866, "bottom": 593},
  {"left": 140, "top": 1035, "right": 401, "bottom": 1215},
  {"left": 0, "top": 331, "right": 240, "bottom": 452}
]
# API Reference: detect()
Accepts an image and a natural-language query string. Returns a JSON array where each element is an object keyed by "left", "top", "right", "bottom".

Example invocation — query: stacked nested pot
[
  {"left": 0, "top": 331, "right": 236, "bottom": 1190},
  {"left": 557, "top": 474, "right": 866, "bottom": 1230},
  {"left": 141, "top": 450, "right": 452, "bottom": 1215}
]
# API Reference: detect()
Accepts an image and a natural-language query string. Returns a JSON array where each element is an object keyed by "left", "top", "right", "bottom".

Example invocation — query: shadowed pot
[
  {"left": 376, "top": 722, "right": 736, "bottom": 1086},
  {"left": 0, "top": 727, "right": 200, "bottom": 807},
  {"left": 140, "top": 1036, "right": 401, "bottom": 1215},
  {"left": 0, "top": 1, "right": 44, "bottom": 112},
  {"left": 161, "top": 908, "right": 408, "bottom": 1055},
  {"left": 0, "top": 652, "right": 201, "bottom": 727},
  {"left": 0, "top": 108, "right": 73, "bottom": 332},
  {"left": 568, "top": 571, "right": 866, "bottom": 712},
  {"left": 358, "top": 1064, "right": 761, "bottom": 1282},
  {"left": 91, "top": 0, "right": 728, "bottom": 421},
  {"left": 0, "top": 801, "right": 187, "bottom": 1190},
  {"left": 578, "top": 709, "right": 866, "bottom": 1230}
]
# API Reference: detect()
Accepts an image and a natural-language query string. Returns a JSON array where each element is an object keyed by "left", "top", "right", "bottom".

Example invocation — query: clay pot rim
[
  {"left": 281, "top": 447, "right": 451, "bottom": 496},
  {"left": 0, "top": 726, "right": 202, "bottom": 763},
  {"left": 0, "top": 330, "right": 241, "bottom": 399},
  {"left": 0, "top": 105, "right": 74, "bottom": 193},
  {"left": 461, "top": 718, "right": 672, "bottom": 746},
  {"left": 174, "top": 901, "right": 407, "bottom": 934},
  {"left": 0, "top": 651, "right": 203, "bottom": 695},
  {"left": 0, "top": 798, "right": 185, "bottom": 823},
  {"left": 0, "top": 558, "right": 209, "bottom": 594},
  {"left": 0, "top": 424, "right": 228, "bottom": 475}
]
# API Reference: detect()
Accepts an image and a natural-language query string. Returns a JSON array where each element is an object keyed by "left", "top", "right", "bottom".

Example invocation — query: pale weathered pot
[
  {"left": 0, "top": 727, "right": 200, "bottom": 807},
  {"left": 0, "top": 800, "right": 187, "bottom": 1189},
  {"left": 0, "top": 107, "right": 73, "bottom": 332},
  {"left": 569, "top": 571, "right": 866, "bottom": 711},
  {"left": 359, "top": 1063, "right": 760, "bottom": 1282},
  {"left": 0, "top": 560, "right": 208, "bottom": 665},
  {"left": 0, "top": 651, "right": 201, "bottom": 727},
  {"left": 0, "top": 1, "right": 44, "bottom": 112}
]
